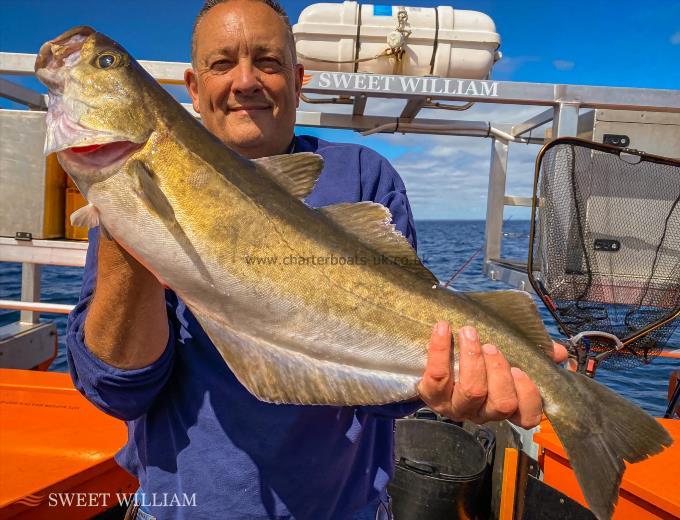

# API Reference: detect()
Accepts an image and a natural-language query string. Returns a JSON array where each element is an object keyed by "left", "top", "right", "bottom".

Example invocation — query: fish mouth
[
  {"left": 43, "top": 93, "right": 127, "bottom": 154},
  {"left": 35, "top": 27, "right": 95, "bottom": 74},
  {"left": 58, "top": 140, "right": 144, "bottom": 172},
  {"left": 35, "top": 26, "right": 95, "bottom": 95},
  {"left": 43, "top": 91, "right": 146, "bottom": 162}
]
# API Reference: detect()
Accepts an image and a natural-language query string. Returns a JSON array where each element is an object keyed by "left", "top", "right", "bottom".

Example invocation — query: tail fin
[{"left": 545, "top": 371, "right": 673, "bottom": 520}]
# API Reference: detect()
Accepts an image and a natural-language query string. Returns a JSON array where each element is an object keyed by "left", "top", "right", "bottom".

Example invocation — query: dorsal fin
[
  {"left": 462, "top": 290, "right": 555, "bottom": 358},
  {"left": 320, "top": 202, "right": 438, "bottom": 285},
  {"left": 253, "top": 152, "right": 324, "bottom": 199}
]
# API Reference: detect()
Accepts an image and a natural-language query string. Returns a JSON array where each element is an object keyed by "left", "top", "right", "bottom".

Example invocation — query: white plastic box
[{"left": 293, "top": 1, "right": 501, "bottom": 78}]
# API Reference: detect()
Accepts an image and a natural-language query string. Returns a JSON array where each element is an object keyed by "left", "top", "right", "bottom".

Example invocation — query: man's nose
[{"left": 231, "top": 60, "right": 262, "bottom": 96}]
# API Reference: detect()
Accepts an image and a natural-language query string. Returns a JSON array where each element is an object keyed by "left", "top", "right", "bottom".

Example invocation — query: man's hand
[{"left": 417, "top": 321, "right": 569, "bottom": 428}]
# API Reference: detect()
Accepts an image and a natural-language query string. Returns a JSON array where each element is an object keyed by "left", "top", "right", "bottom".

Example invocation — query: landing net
[{"left": 528, "top": 138, "right": 680, "bottom": 369}]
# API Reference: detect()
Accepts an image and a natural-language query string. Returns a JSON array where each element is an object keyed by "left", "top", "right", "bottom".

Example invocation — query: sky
[{"left": 1, "top": 0, "right": 679, "bottom": 219}]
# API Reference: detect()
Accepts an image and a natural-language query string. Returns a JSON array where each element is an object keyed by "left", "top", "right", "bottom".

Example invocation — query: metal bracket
[
  {"left": 602, "top": 134, "right": 630, "bottom": 147},
  {"left": 569, "top": 331, "right": 624, "bottom": 377}
]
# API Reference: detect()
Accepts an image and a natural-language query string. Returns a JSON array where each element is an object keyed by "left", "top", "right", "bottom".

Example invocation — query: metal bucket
[{"left": 388, "top": 409, "right": 495, "bottom": 520}]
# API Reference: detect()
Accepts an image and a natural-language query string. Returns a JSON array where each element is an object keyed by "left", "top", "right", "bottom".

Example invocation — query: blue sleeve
[
  {"left": 359, "top": 146, "right": 418, "bottom": 250},
  {"left": 361, "top": 150, "right": 424, "bottom": 418},
  {"left": 65, "top": 227, "right": 176, "bottom": 421}
]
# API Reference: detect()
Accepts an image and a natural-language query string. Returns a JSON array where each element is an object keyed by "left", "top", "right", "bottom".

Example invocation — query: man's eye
[
  {"left": 257, "top": 58, "right": 281, "bottom": 71},
  {"left": 210, "top": 59, "right": 234, "bottom": 71}
]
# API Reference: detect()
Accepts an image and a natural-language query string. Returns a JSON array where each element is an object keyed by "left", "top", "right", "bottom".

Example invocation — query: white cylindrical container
[{"left": 293, "top": 1, "right": 501, "bottom": 78}]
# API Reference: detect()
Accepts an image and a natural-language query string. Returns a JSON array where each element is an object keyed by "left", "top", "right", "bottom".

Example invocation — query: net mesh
[{"left": 531, "top": 140, "right": 680, "bottom": 369}]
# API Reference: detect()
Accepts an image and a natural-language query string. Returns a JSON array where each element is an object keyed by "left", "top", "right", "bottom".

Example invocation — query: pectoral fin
[
  {"left": 70, "top": 203, "right": 99, "bottom": 228},
  {"left": 130, "top": 160, "right": 213, "bottom": 283}
]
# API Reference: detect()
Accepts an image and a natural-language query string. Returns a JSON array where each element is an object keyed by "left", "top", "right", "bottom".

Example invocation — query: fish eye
[{"left": 96, "top": 52, "right": 120, "bottom": 69}]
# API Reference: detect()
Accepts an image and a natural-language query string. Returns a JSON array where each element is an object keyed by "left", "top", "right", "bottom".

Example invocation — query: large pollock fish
[{"left": 34, "top": 27, "right": 671, "bottom": 520}]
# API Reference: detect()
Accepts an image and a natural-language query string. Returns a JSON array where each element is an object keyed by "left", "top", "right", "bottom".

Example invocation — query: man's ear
[
  {"left": 184, "top": 68, "right": 201, "bottom": 114},
  {"left": 294, "top": 63, "right": 304, "bottom": 108}
]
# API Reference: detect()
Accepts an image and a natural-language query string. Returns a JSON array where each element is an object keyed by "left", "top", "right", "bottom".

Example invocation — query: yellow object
[
  {"left": 64, "top": 187, "right": 89, "bottom": 240},
  {"left": 42, "top": 154, "right": 67, "bottom": 238}
]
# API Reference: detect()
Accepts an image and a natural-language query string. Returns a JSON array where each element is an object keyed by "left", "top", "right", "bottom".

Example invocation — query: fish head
[{"left": 35, "top": 26, "right": 153, "bottom": 188}]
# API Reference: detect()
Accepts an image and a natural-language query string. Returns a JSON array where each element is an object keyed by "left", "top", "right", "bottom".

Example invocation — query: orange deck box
[
  {"left": 534, "top": 417, "right": 680, "bottom": 519},
  {"left": 0, "top": 369, "right": 137, "bottom": 519}
]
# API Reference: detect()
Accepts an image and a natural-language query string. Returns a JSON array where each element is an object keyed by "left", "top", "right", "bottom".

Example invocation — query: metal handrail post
[
  {"left": 552, "top": 102, "right": 580, "bottom": 138},
  {"left": 484, "top": 137, "right": 509, "bottom": 275},
  {"left": 20, "top": 262, "right": 41, "bottom": 324}
]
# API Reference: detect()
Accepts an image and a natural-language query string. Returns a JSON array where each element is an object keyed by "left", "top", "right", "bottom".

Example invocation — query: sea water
[{"left": 0, "top": 220, "right": 677, "bottom": 416}]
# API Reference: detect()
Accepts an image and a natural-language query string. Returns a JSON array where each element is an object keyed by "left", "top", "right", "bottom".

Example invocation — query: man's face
[{"left": 185, "top": 0, "right": 304, "bottom": 159}]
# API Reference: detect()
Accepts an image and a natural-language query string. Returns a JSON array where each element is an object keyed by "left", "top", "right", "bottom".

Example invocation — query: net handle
[
  {"left": 569, "top": 331, "right": 624, "bottom": 377},
  {"left": 569, "top": 331, "right": 624, "bottom": 351}
]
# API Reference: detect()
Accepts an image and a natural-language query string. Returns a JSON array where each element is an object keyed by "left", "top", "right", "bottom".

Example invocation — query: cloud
[
  {"left": 671, "top": 32, "right": 680, "bottom": 45},
  {"left": 297, "top": 93, "right": 550, "bottom": 219},
  {"left": 553, "top": 60, "right": 575, "bottom": 71},
  {"left": 385, "top": 131, "right": 542, "bottom": 220},
  {"left": 491, "top": 55, "right": 540, "bottom": 77}
]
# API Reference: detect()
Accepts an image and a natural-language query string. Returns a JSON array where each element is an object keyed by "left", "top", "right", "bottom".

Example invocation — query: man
[{"left": 66, "top": 1, "right": 567, "bottom": 518}]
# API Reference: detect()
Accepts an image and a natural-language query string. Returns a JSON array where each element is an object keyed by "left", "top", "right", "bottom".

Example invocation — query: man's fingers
[
  {"left": 478, "top": 345, "right": 518, "bottom": 422},
  {"left": 417, "top": 321, "right": 454, "bottom": 409},
  {"left": 419, "top": 325, "right": 559, "bottom": 425},
  {"left": 552, "top": 341, "right": 569, "bottom": 363},
  {"left": 508, "top": 367, "right": 544, "bottom": 429},
  {"left": 426, "top": 321, "right": 453, "bottom": 384},
  {"left": 449, "top": 326, "right": 487, "bottom": 420}
]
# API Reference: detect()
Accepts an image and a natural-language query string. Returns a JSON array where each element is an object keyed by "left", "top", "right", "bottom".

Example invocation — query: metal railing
[
  {"left": 1, "top": 51, "right": 680, "bottom": 327},
  {"left": 0, "top": 300, "right": 74, "bottom": 314}
]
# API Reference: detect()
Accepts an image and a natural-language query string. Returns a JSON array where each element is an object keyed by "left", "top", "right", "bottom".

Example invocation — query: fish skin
[{"left": 35, "top": 27, "right": 672, "bottom": 520}]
